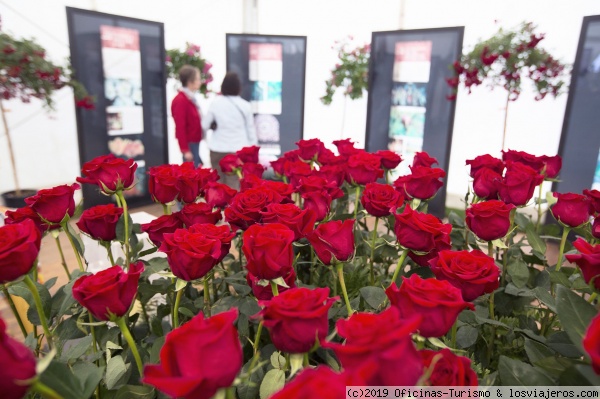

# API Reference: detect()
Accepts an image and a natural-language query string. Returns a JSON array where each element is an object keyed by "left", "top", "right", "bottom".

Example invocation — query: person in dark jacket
[{"left": 171, "top": 65, "right": 203, "bottom": 166}]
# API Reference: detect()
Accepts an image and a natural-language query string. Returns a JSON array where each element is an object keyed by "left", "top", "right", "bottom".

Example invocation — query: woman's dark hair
[
  {"left": 179, "top": 65, "right": 200, "bottom": 87},
  {"left": 221, "top": 72, "right": 241, "bottom": 96}
]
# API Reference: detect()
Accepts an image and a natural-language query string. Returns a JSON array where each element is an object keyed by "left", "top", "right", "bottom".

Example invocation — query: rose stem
[
  {"left": 353, "top": 186, "right": 361, "bottom": 222},
  {"left": 246, "top": 321, "right": 264, "bottom": 378},
  {"left": 369, "top": 217, "right": 379, "bottom": 286},
  {"left": 61, "top": 223, "right": 85, "bottom": 272},
  {"left": 173, "top": 283, "right": 185, "bottom": 328},
  {"left": 204, "top": 276, "right": 212, "bottom": 317},
  {"left": 162, "top": 203, "right": 171, "bottom": 215},
  {"left": 116, "top": 191, "right": 131, "bottom": 266},
  {"left": 226, "top": 387, "right": 236, "bottom": 399},
  {"left": 556, "top": 227, "right": 570, "bottom": 272},
  {"left": 116, "top": 317, "right": 143, "bottom": 376},
  {"left": 535, "top": 182, "right": 544, "bottom": 233},
  {"left": 270, "top": 280, "right": 279, "bottom": 297},
  {"left": 2, "top": 285, "right": 28, "bottom": 338},
  {"left": 31, "top": 380, "right": 62, "bottom": 399},
  {"left": 335, "top": 263, "right": 353, "bottom": 316},
  {"left": 450, "top": 321, "right": 458, "bottom": 348},
  {"left": 390, "top": 249, "right": 409, "bottom": 287},
  {"left": 105, "top": 242, "right": 116, "bottom": 265},
  {"left": 303, "top": 352, "right": 309, "bottom": 367},
  {"left": 589, "top": 292, "right": 598, "bottom": 303},
  {"left": 53, "top": 235, "right": 71, "bottom": 279},
  {"left": 488, "top": 241, "right": 494, "bottom": 258},
  {"left": 23, "top": 275, "right": 53, "bottom": 350}
]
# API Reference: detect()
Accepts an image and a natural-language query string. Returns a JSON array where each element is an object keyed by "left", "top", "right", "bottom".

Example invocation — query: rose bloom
[
  {"left": 0, "top": 318, "right": 37, "bottom": 399},
  {"left": 394, "top": 166, "right": 446, "bottom": 200},
  {"left": 76, "top": 204, "right": 123, "bottom": 242},
  {"left": 143, "top": 309, "right": 242, "bottom": 399},
  {"left": 472, "top": 167, "right": 502, "bottom": 199},
  {"left": 176, "top": 163, "right": 203, "bottom": 203},
  {"left": 551, "top": 192, "right": 592, "bottom": 228},
  {"left": 429, "top": 250, "right": 500, "bottom": 301},
  {"left": 25, "top": 183, "right": 79, "bottom": 225},
  {"left": 284, "top": 160, "right": 313, "bottom": 188},
  {"left": 295, "top": 175, "right": 343, "bottom": 200},
  {"left": 270, "top": 366, "right": 351, "bottom": 399},
  {"left": 257, "top": 287, "right": 337, "bottom": 353},
  {"left": 178, "top": 202, "right": 223, "bottom": 227},
  {"left": 497, "top": 162, "right": 544, "bottom": 206},
  {"left": 148, "top": 164, "right": 179, "bottom": 204},
  {"left": 296, "top": 138, "right": 325, "bottom": 161},
  {"left": 361, "top": 182, "right": 405, "bottom": 217},
  {"left": 4, "top": 205, "right": 51, "bottom": 233},
  {"left": 141, "top": 214, "right": 184, "bottom": 247},
  {"left": 224, "top": 187, "right": 284, "bottom": 230},
  {"left": 317, "top": 164, "right": 346, "bottom": 187},
  {"left": 386, "top": 274, "right": 474, "bottom": 337},
  {"left": 242, "top": 162, "right": 265, "bottom": 179},
  {"left": 466, "top": 200, "right": 515, "bottom": 242},
  {"left": 306, "top": 219, "right": 355, "bottom": 265},
  {"left": 583, "top": 312, "right": 600, "bottom": 374},
  {"left": 332, "top": 138, "right": 360, "bottom": 157},
  {"left": 236, "top": 145, "right": 260, "bottom": 163},
  {"left": 77, "top": 154, "right": 137, "bottom": 194},
  {"left": 261, "top": 203, "right": 317, "bottom": 240},
  {"left": 566, "top": 238, "right": 600, "bottom": 290},
  {"left": 160, "top": 228, "right": 222, "bottom": 281},
  {"left": 346, "top": 151, "right": 383, "bottom": 185},
  {"left": 189, "top": 223, "right": 235, "bottom": 263},
  {"left": 203, "top": 181, "right": 238, "bottom": 209},
  {"left": 584, "top": 189, "right": 600, "bottom": 214},
  {"left": 317, "top": 147, "right": 344, "bottom": 166},
  {"left": 420, "top": 349, "right": 478, "bottom": 386},
  {"left": 219, "top": 154, "right": 243, "bottom": 174},
  {"left": 376, "top": 150, "right": 402, "bottom": 170},
  {"left": 502, "top": 149, "right": 562, "bottom": 178},
  {"left": 394, "top": 206, "right": 452, "bottom": 253},
  {"left": 302, "top": 191, "right": 333, "bottom": 222},
  {"left": 0, "top": 219, "right": 42, "bottom": 284},
  {"left": 243, "top": 223, "right": 295, "bottom": 281},
  {"left": 72, "top": 262, "right": 143, "bottom": 321},
  {"left": 270, "top": 157, "right": 287, "bottom": 177},
  {"left": 466, "top": 154, "right": 504, "bottom": 177},
  {"left": 412, "top": 151, "right": 438, "bottom": 167},
  {"left": 594, "top": 216, "right": 600, "bottom": 240},
  {"left": 247, "top": 266, "right": 296, "bottom": 300}
]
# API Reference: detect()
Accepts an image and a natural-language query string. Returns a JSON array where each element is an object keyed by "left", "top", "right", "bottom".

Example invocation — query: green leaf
[
  {"left": 559, "top": 364, "right": 600, "bottom": 386},
  {"left": 9, "top": 280, "right": 51, "bottom": 325},
  {"left": 547, "top": 331, "right": 583, "bottom": 358},
  {"left": 456, "top": 326, "right": 478, "bottom": 349},
  {"left": 549, "top": 271, "right": 572, "bottom": 288},
  {"left": 526, "top": 224, "right": 547, "bottom": 256},
  {"left": 532, "top": 287, "right": 557, "bottom": 313},
  {"left": 36, "top": 348, "right": 57, "bottom": 375},
  {"left": 105, "top": 355, "right": 130, "bottom": 390},
  {"left": 114, "top": 385, "right": 155, "bottom": 399},
  {"left": 72, "top": 362, "right": 104, "bottom": 399},
  {"left": 178, "top": 307, "right": 195, "bottom": 318},
  {"left": 524, "top": 338, "right": 555, "bottom": 364},
  {"left": 150, "top": 336, "right": 165, "bottom": 364},
  {"left": 116, "top": 213, "right": 134, "bottom": 244},
  {"left": 498, "top": 356, "right": 554, "bottom": 385},
  {"left": 270, "top": 352, "right": 286, "bottom": 370},
  {"left": 60, "top": 336, "right": 93, "bottom": 362},
  {"left": 492, "top": 238, "right": 508, "bottom": 249},
  {"left": 508, "top": 260, "right": 530, "bottom": 288},
  {"left": 359, "top": 286, "right": 387, "bottom": 310},
  {"left": 174, "top": 278, "right": 187, "bottom": 292},
  {"left": 65, "top": 222, "right": 86, "bottom": 257},
  {"left": 533, "top": 356, "right": 574, "bottom": 378},
  {"left": 142, "top": 257, "right": 169, "bottom": 277},
  {"left": 289, "top": 354, "right": 304, "bottom": 378},
  {"left": 556, "top": 284, "right": 597, "bottom": 355},
  {"left": 237, "top": 357, "right": 266, "bottom": 399},
  {"left": 38, "top": 361, "right": 84, "bottom": 399},
  {"left": 260, "top": 369, "right": 285, "bottom": 399},
  {"left": 230, "top": 283, "right": 252, "bottom": 296},
  {"left": 514, "top": 212, "right": 531, "bottom": 230}
]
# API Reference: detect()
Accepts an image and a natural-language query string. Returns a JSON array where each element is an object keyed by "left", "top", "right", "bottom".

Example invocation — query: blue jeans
[{"left": 183, "top": 142, "right": 202, "bottom": 167}]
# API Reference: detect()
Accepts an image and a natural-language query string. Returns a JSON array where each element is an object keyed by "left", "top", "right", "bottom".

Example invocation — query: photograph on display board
[
  {"left": 100, "top": 25, "right": 144, "bottom": 136},
  {"left": 108, "top": 137, "right": 145, "bottom": 159},
  {"left": 593, "top": 148, "right": 600, "bottom": 190},
  {"left": 249, "top": 43, "right": 283, "bottom": 115}
]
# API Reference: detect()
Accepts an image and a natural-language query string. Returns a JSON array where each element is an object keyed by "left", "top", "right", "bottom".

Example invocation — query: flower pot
[{"left": 1, "top": 189, "right": 36, "bottom": 209}]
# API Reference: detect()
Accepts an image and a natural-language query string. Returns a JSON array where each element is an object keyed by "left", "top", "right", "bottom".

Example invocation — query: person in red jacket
[{"left": 171, "top": 65, "right": 203, "bottom": 166}]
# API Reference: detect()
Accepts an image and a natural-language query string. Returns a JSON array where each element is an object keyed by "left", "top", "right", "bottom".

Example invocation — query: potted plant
[
  {"left": 165, "top": 42, "right": 213, "bottom": 96},
  {"left": 0, "top": 30, "right": 92, "bottom": 208}
]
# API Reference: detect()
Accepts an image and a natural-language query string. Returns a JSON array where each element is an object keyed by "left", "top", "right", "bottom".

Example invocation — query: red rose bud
[
  {"left": 420, "top": 349, "right": 478, "bottom": 386},
  {"left": 413, "top": 151, "right": 438, "bottom": 168},
  {"left": 466, "top": 200, "right": 515, "bottom": 241},
  {"left": 189, "top": 223, "right": 235, "bottom": 263},
  {"left": 332, "top": 138, "right": 360, "bottom": 157},
  {"left": 394, "top": 166, "right": 445, "bottom": 200},
  {"left": 76, "top": 204, "right": 123, "bottom": 242},
  {"left": 566, "top": 238, "right": 600, "bottom": 290},
  {"left": 502, "top": 150, "right": 561, "bottom": 178},
  {"left": 236, "top": 145, "right": 260, "bottom": 163},
  {"left": 466, "top": 154, "right": 504, "bottom": 177},
  {"left": 148, "top": 164, "right": 179, "bottom": 204},
  {"left": 4, "top": 205, "right": 51, "bottom": 233},
  {"left": 178, "top": 202, "right": 223, "bottom": 227},
  {"left": 472, "top": 168, "right": 502, "bottom": 199},
  {"left": 160, "top": 228, "right": 221, "bottom": 281},
  {"left": 247, "top": 267, "right": 296, "bottom": 300},
  {"left": 551, "top": 192, "right": 592, "bottom": 227},
  {"left": 386, "top": 274, "right": 474, "bottom": 337},
  {"left": 306, "top": 219, "right": 355, "bottom": 265},
  {"left": 141, "top": 214, "right": 184, "bottom": 247},
  {"left": 224, "top": 187, "right": 284, "bottom": 230},
  {"left": 584, "top": 189, "right": 600, "bottom": 214},
  {"left": 323, "top": 308, "right": 423, "bottom": 386},
  {"left": 25, "top": 183, "right": 79, "bottom": 224},
  {"left": 204, "top": 181, "right": 237, "bottom": 209},
  {"left": 258, "top": 287, "right": 337, "bottom": 353},
  {"left": 0, "top": 220, "right": 41, "bottom": 284},
  {"left": 296, "top": 138, "right": 325, "bottom": 161},
  {"left": 219, "top": 154, "right": 243, "bottom": 174},
  {"left": 176, "top": 164, "right": 214, "bottom": 204},
  {"left": 243, "top": 223, "right": 295, "bottom": 281},
  {"left": 583, "top": 313, "right": 600, "bottom": 374},
  {"left": 241, "top": 162, "right": 265, "bottom": 179},
  {"left": 261, "top": 203, "right": 317, "bottom": 240},
  {"left": 429, "top": 250, "right": 500, "bottom": 301},
  {"left": 295, "top": 175, "right": 343, "bottom": 200},
  {"left": 270, "top": 157, "right": 287, "bottom": 176},
  {"left": 270, "top": 366, "right": 350, "bottom": 399},
  {"left": 76, "top": 95, "right": 95, "bottom": 110},
  {"left": 317, "top": 147, "right": 345, "bottom": 166},
  {"left": 408, "top": 228, "right": 453, "bottom": 268},
  {"left": 302, "top": 191, "right": 333, "bottom": 222},
  {"left": 143, "top": 309, "right": 242, "bottom": 399},
  {"left": 376, "top": 150, "right": 402, "bottom": 170},
  {"left": 0, "top": 318, "right": 36, "bottom": 399},
  {"left": 361, "top": 182, "right": 405, "bottom": 217},
  {"left": 239, "top": 174, "right": 264, "bottom": 191},
  {"left": 284, "top": 160, "right": 312, "bottom": 188},
  {"left": 72, "top": 262, "right": 143, "bottom": 321},
  {"left": 346, "top": 151, "right": 383, "bottom": 185},
  {"left": 77, "top": 154, "right": 137, "bottom": 194},
  {"left": 539, "top": 155, "right": 562, "bottom": 178},
  {"left": 394, "top": 206, "right": 452, "bottom": 253},
  {"left": 497, "top": 162, "right": 544, "bottom": 206},
  {"left": 316, "top": 164, "right": 346, "bottom": 187},
  {"left": 261, "top": 180, "right": 295, "bottom": 201},
  {"left": 593, "top": 217, "right": 600, "bottom": 240}
]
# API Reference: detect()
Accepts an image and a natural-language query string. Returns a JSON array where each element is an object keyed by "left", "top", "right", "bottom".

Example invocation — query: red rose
[
  {"left": 236, "top": 145, "right": 260, "bottom": 163},
  {"left": 178, "top": 202, "right": 223, "bottom": 227},
  {"left": 148, "top": 164, "right": 179, "bottom": 204},
  {"left": 261, "top": 203, "right": 317, "bottom": 240},
  {"left": 141, "top": 214, "right": 184, "bottom": 247},
  {"left": 583, "top": 313, "right": 600, "bottom": 374},
  {"left": 284, "top": 160, "right": 312, "bottom": 188},
  {"left": 332, "top": 138, "right": 360, "bottom": 157},
  {"left": 258, "top": 287, "right": 337, "bottom": 353},
  {"left": 4, "top": 205, "right": 50, "bottom": 233},
  {"left": 296, "top": 138, "right": 325, "bottom": 161},
  {"left": 270, "top": 157, "right": 287, "bottom": 176},
  {"left": 466, "top": 200, "right": 515, "bottom": 241},
  {"left": 0, "top": 220, "right": 41, "bottom": 284},
  {"left": 270, "top": 366, "right": 349, "bottom": 399},
  {"left": 76, "top": 204, "right": 123, "bottom": 242},
  {"left": 239, "top": 174, "right": 264, "bottom": 191},
  {"left": 497, "top": 162, "right": 544, "bottom": 206},
  {"left": 296, "top": 175, "right": 343, "bottom": 201},
  {"left": 386, "top": 274, "right": 474, "bottom": 337},
  {"left": 429, "top": 250, "right": 500, "bottom": 301},
  {"left": 394, "top": 206, "right": 452, "bottom": 253},
  {"left": 413, "top": 151, "right": 438, "bottom": 167},
  {"left": 0, "top": 318, "right": 36, "bottom": 399},
  {"left": 408, "top": 233, "right": 453, "bottom": 268},
  {"left": 175, "top": 163, "right": 202, "bottom": 203},
  {"left": 143, "top": 309, "right": 242, "bottom": 399},
  {"left": 25, "top": 183, "right": 79, "bottom": 224},
  {"left": 243, "top": 223, "right": 295, "bottom": 280},
  {"left": 361, "top": 182, "right": 405, "bottom": 217},
  {"left": 472, "top": 167, "right": 502, "bottom": 199},
  {"left": 323, "top": 308, "right": 423, "bottom": 386},
  {"left": 502, "top": 150, "right": 562, "bottom": 178},
  {"left": 261, "top": 180, "right": 295, "bottom": 201},
  {"left": 77, "top": 154, "right": 137, "bottom": 194},
  {"left": 306, "top": 219, "right": 355, "bottom": 265},
  {"left": 161, "top": 228, "right": 222, "bottom": 281},
  {"left": 72, "top": 262, "right": 143, "bottom": 321},
  {"left": 189, "top": 223, "right": 235, "bottom": 263},
  {"left": 316, "top": 164, "right": 346, "bottom": 187},
  {"left": 241, "top": 162, "right": 265, "bottom": 178},
  {"left": 317, "top": 148, "right": 345, "bottom": 166},
  {"left": 204, "top": 181, "right": 237, "bottom": 209},
  {"left": 346, "top": 151, "right": 383, "bottom": 185},
  {"left": 551, "top": 192, "right": 592, "bottom": 227},
  {"left": 224, "top": 187, "right": 283, "bottom": 230},
  {"left": 539, "top": 155, "right": 562, "bottom": 178},
  {"left": 376, "top": 150, "right": 402, "bottom": 170},
  {"left": 219, "top": 154, "right": 243, "bottom": 174},
  {"left": 466, "top": 154, "right": 504, "bottom": 177},
  {"left": 594, "top": 217, "right": 600, "bottom": 240},
  {"left": 247, "top": 267, "right": 296, "bottom": 300},
  {"left": 301, "top": 191, "right": 333, "bottom": 222},
  {"left": 584, "top": 189, "right": 600, "bottom": 214},
  {"left": 420, "top": 349, "right": 478, "bottom": 386},
  {"left": 196, "top": 167, "right": 219, "bottom": 190},
  {"left": 394, "top": 166, "right": 446, "bottom": 200},
  {"left": 566, "top": 238, "right": 600, "bottom": 290}
]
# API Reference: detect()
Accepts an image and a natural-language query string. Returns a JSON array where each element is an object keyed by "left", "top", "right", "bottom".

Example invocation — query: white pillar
[{"left": 243, "top": 0, "right": 259, "bottom": 33}]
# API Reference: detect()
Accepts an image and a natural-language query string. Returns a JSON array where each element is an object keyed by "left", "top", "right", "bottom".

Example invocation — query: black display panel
[
  {"left": 226, "top": 34, "right": 306, "bottom": 164},
  {"left": 67, "top": 7, "right": 168, "bottom": 208},
  {"left": 554, "top": 16, "right": 600, "bottom": 194},
  {"left": 366, "top": 27, "right": 464, "bottom": 217}
]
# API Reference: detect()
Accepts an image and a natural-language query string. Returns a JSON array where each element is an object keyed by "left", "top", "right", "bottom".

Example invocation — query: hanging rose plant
[{"left": 165, "top": 42, "right": 213, "bottom": 96}]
